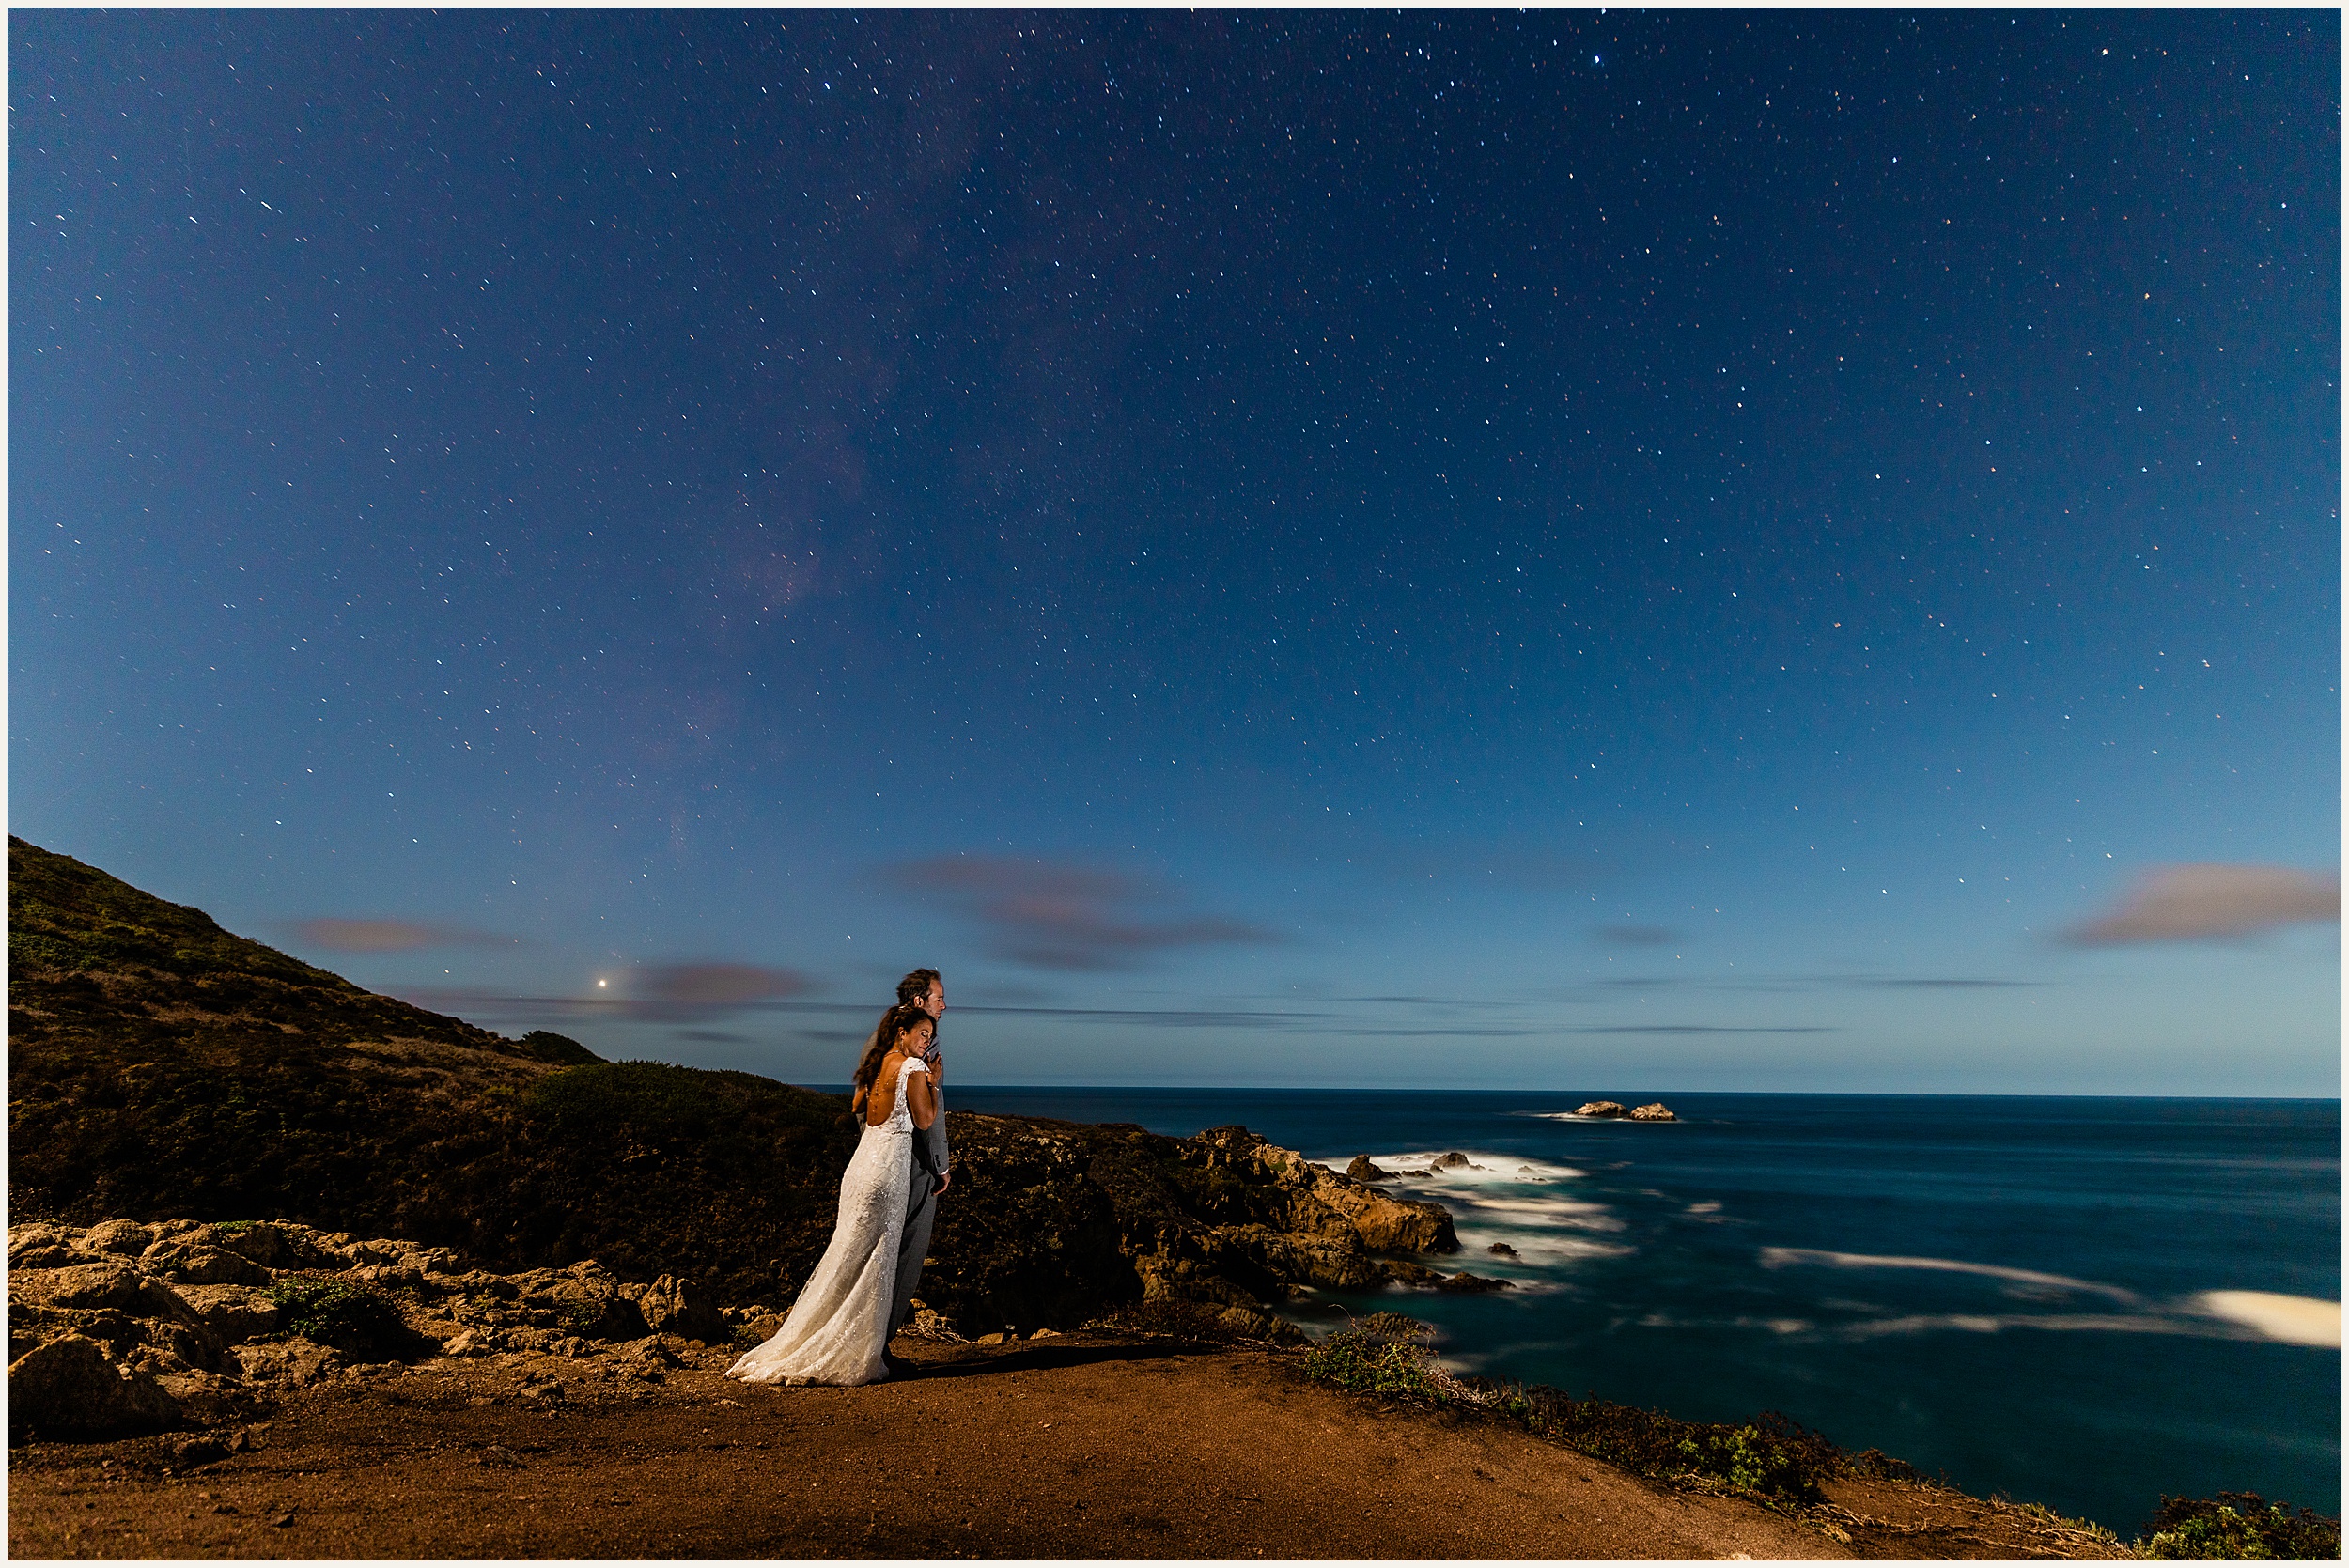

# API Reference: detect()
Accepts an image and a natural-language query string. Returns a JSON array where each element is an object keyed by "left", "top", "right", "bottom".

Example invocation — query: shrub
[
  {"left": 1299, "top": 1326, "right": 1453, "bottom": 1402},
  {"left": 2139, "top": 1492, "right": 2341, "bottom": 1560},
  {"left": 1488, "top": 1388, "right": 1832, "bottom": 1506},
  {"left": 266, "top": 1272, "right": 413, "bottom": 1359}
]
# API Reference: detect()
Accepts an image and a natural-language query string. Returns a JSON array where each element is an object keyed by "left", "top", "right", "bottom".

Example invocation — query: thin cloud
[
  {"left": 289, "top": 918, "right": 520, "bottom": 954},
  {"left": 1593, "top": 924, "right": 1678, "bottom": 947},
  {"left": 2063, "top": 863, "right": 2341, "bottom": 945},
  {"left": 636, "top": 962, "right": 808, "bottom": 1007},
  {"left": 888, "top": 854, "right": 1279, "bottom": 970},
  {"left": 395, "top": 961, "right": 810, "bottom": 1026},
  {"left": 1562, "top": 1025, "right": 1837, "bottom": 1035}
]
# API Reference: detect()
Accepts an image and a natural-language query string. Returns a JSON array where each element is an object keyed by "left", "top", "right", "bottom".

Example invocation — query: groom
[{"left": 886, "top": 967, "right": 949, "bottom": 1357}]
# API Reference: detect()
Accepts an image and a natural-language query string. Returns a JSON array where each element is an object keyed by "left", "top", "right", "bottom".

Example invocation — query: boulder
[
  {"left": 1488, "top": 1243, "right": 1519, "bottom": 1257},
  {"left": 635, "top": 1276, "right": 728, "bottom": 1343},
  {"left": 80, "top": 1219, "right": 154, "bottom": 1257},
  {"left": 8, "top": 1333, "right": 179, "bottom": 1438},
  {"left": 1575, "top": 1101, "right": 1627, "bottom": 1119},
  {"left": 235, "top": 1339, "right": 344, "bottom": 1388},
  {"left": 151, "top": 1244, "right": 273, "bottom": 1287},
  {"left": 1436, "top": 1271, "right": 1513, "bottom": 1294},
  {"left": 154, "top": 1368, "right": 269, "bottom": 1426},
  {"left": 1628, "top": 1102, "right": 1677, "bottom": 1123},
  {"left": 1345, "top": 1155, "right": 1395, "bottom": 1183},
  {"left": 9, "top": 1225, "right": 83, "bottom": 1270},
  {"left": 8, "top": 1243, "right": 79, "bottom": 1270},
  {"left": 10, "top": 1259, "right": 155, "bottom": 1314},
  {"left": 195, "top": 1223, "right": 338, "bottom": 1272},
  {"left": 175, "top": 1285, "right": 284, "bottom": 1345},
  {"left": 1432, "top": 1152, "right": 1476, "bottom": 1171}
]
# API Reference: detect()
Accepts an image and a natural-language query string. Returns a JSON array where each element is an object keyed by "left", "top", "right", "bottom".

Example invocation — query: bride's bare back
[{"left": 860, "top": 1022, "right": 940, "bottom": 1130}]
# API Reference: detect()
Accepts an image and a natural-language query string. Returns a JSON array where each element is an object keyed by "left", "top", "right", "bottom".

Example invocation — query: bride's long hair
[{"left": 850, "top": 1001, "right": 935, "bottom": 1110}]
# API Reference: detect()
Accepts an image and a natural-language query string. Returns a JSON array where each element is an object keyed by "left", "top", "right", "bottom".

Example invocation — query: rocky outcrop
[
  {"left": 1574, "top": 1100, "right": 1677, "bottom": 1122},
  {"left": 9, "top": 1334, "right": 179, "bottom": 1438},
  {"left": 911, "top": 1118, "right": 1480, "bottom": 1342},
  {"left": 1346, "top": 1155, "right": 1395, "bottom": 1183},
  {"left": 5, "top": 1217, "right": 746, "bottom": 1443}
]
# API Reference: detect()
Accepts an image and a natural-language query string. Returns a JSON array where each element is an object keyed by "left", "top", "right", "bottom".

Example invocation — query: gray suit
[{"left": 890, "top": 1077, "right": 947, "bottom": 1333}]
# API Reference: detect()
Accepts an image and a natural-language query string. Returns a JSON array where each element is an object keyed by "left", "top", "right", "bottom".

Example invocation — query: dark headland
[{"left": 9, "top": 837, "right": 2325, "bottom": 1560}]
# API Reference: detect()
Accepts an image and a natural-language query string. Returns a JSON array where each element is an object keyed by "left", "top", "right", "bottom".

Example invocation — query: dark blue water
[{"left": 948, "top": 1088, "right": 2341, "bottom": 1533}]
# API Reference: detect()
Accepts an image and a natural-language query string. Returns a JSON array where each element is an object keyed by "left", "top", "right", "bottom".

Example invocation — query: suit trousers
[{"left": 890, "top": 1165, "right": 939, "bottom": 1334}]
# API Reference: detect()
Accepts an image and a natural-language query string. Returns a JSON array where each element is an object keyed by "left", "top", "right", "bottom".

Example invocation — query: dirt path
[{"left": 11, "top": 1331, "right": 1845, "bottom": 1560}]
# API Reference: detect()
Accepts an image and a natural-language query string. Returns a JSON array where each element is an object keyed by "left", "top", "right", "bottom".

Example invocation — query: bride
[{"left": 728, "top": 1001, "right": 939, "bottom": 1388}]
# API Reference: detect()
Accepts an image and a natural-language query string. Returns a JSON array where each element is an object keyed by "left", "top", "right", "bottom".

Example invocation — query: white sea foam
[
  {"left": 1327, "top": 1149, "right": 1585, "bottom": 1183},
  {"left": 1828, "top": 1310, "right": 2321, "bottom": 1342},
  {"left": 1638, "top": 1312, "right": 1814, "bottom": 1336},
  {"left": 1758, "top": 1247, "right": 2141, "bottom": 1305},
  {"left": 2187, "top": 1290, "right": 2341, "bottom": 1348}
]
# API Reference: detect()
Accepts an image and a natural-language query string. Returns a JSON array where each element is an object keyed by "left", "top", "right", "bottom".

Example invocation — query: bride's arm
[{"left": 906, "top": 1063, "right": 938, "bottom": 1131}]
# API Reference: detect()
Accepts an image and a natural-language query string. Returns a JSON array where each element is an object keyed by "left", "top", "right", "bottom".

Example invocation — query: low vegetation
[
  {"left": 263, "top": 1272, "right": 412, "bottom": 1360},
  {"left": 2137, "top": 1491, "right": 2341, "bottom": 1560},
  {"left": 1300, "top": 1315, "right": 1898, "bottom": 1513}
]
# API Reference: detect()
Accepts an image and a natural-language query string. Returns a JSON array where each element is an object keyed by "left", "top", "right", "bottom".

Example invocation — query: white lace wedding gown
[{"left": 727, "top": 1054, "right": 925, "bottom": 1388}]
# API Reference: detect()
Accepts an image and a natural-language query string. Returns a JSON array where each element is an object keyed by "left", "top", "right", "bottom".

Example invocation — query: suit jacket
[{"left": 912, "top": 1067, "right": 949, "bottom": 1185}]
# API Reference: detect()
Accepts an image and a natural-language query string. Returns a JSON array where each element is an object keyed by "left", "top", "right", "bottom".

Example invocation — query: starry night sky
[{"left": 12, "top": 11, "right": 2340, "bottom": 1093}]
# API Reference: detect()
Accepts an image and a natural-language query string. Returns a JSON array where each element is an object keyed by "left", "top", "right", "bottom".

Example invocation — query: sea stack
[
  {"left": 1575, "top": 1100, "right": 1628, "bottom": 1118},
  {"left": 1346, "top": 1155, "right": 1396, "bottom": 1183},
  {"left": 1628, "top": 1103, "right": 1677, "bottom": 1122}
]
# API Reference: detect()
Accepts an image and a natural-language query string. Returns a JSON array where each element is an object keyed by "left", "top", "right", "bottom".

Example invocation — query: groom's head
[{"left": 897, "top": 968, "right": 943, "bottom": 1018}]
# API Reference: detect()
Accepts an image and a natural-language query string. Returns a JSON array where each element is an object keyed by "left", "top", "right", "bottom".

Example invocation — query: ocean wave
[
  {"left": 2187, "top": 1290, "right": 2342, "bottom": 1348},
  {"left": 1323, "top": 1150, "right": 1586, "bottom": 1183},
  {"left": 1757, "top": 1247, "right": 2141, "bottom": 1306},
  {"left": 1832, "top": 1312, "right": 2207, "bottom": 1341},
  {"left": 1639, "top": 1312, "right": 1815, "bottom": 1336},
  {"left": 1633, "top": 1306, "right": 2319, "bottom": 1345},
  {"left": 1455, "top": 1234, "right": 1636, "bottom": 1266},
  {"left": 1452, "top": 1194, "right": 1620, "bottom": 1222}
]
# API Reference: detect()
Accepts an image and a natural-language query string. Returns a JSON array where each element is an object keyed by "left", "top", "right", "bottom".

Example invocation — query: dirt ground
[{"left": 7, "top": 1331, "right": 2127, "bottom": 1560}]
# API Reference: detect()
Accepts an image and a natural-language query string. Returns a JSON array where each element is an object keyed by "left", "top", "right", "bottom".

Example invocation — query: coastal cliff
[{"left": 7, "top": 838, "right": 1473, "bottom": 1363}]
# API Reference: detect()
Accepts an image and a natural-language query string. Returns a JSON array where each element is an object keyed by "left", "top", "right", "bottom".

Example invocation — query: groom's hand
[{"left": 935, "top": 1168, "right": 951, "bottom": 1196}]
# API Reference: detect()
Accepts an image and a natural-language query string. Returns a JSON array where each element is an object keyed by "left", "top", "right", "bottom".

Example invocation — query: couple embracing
[{"left": 727, "top": 969, "right": 951, "bottom": 1388}]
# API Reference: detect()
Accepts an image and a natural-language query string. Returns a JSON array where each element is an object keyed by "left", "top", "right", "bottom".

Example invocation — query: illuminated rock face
[{"left": 1573, "top": 1100, "right": 1676, "bottom": 1121}]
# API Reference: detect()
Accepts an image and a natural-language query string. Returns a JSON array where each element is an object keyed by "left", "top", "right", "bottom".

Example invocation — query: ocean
[{"left": 945, "top": 1088, "right": 2341, "bottom": 1533}]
